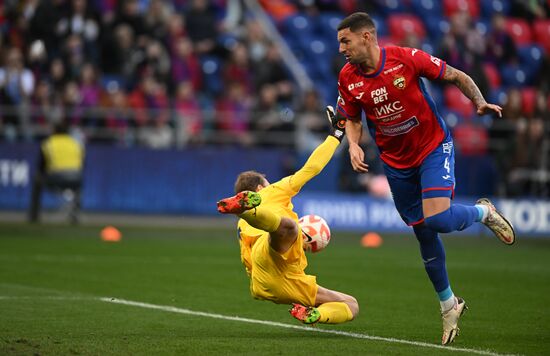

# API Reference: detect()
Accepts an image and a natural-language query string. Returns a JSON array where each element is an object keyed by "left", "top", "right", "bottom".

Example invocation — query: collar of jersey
[{"left": 355, "top": 47, "right": 386, "bottom": 78}]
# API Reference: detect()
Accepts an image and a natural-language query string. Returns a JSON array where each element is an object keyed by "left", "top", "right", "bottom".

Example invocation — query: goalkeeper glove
[{"left": 326, "top": 105, "right": 346, "bottom": 142}]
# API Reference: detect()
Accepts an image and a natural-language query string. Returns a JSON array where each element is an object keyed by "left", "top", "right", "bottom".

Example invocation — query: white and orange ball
[{"left": 299, "top": 214, "right": 331, "bottom": 253}]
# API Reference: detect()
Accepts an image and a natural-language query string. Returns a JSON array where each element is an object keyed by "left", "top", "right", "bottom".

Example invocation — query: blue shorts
[{"left": 383, "top": 135, "right": 455, "bottom": 226}]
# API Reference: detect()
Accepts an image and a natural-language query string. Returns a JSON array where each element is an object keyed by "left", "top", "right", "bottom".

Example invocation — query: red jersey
[{"left": 337, "top": 46, "right": 449, "bottom": 169}]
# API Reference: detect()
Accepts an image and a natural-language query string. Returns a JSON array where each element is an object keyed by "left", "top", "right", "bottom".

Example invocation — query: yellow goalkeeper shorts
[{"left": 249, "top": 231, "right": 317, "bottom": 306}]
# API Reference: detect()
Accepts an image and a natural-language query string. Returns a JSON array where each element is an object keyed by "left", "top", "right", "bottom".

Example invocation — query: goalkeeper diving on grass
[{"left": 216, "top": 106, "right": 358, "bottom": 325}]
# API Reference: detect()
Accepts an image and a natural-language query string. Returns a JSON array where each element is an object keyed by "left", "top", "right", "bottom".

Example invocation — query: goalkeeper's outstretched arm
[{"left": 287, "top": 106, "right": 347, "bottom": 192}]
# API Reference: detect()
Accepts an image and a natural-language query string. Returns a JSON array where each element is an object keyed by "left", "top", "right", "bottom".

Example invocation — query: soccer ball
[{"left": 299, "top": 214, "right": 331, "bottom": 253}]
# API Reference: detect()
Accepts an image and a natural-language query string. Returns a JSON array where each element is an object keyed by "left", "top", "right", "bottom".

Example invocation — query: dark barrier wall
[
  {"left": 0, "top": 143, "right": 287, "bottom": 214},
  {"left": 1, "top": 143, "right": 548, "bottom": 236}
]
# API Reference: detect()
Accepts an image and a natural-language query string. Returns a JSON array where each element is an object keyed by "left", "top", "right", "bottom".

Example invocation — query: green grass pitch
[{"left": 1, "top": 222, "right": 549, "bottom": 355}]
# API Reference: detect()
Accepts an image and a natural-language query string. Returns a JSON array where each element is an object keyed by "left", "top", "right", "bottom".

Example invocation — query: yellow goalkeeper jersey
[{"left": 238, "top": 136, "right": 340, "bottom": 276}]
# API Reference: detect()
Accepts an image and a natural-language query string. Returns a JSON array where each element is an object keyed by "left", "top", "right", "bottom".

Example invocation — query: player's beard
[{"left": 347, "top": 53, "right": 366, "bottom": 65}]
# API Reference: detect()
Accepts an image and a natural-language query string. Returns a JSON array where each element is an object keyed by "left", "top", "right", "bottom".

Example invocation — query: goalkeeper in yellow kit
[{"left": 217, "top": 107, "right": 359, "bottom": 325}]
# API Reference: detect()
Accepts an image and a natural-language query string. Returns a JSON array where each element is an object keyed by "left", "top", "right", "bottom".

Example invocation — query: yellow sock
[
  {"left": 239, "top": 207, "right": 281, "bottom": 232},
  {"left": 317, "top": 302, "right": 353, "bottom": 324}
]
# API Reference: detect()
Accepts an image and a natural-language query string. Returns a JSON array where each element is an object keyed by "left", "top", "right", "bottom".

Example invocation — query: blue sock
[
  {"left": 413, "top": 224, "right": 450, "bottom": 295},
  {"left": 424, "top": 204, "right": 479, "bottom": 233}
]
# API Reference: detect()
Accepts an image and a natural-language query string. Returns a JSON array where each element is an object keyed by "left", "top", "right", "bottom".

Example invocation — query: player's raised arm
[{"left": 442, "top": 64, "right": 503, "bottom": 118}]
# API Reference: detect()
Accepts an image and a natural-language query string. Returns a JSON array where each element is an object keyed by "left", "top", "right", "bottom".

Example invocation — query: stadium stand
[{"left": 0, "top": 0, "right": 548, "bottom": 197}]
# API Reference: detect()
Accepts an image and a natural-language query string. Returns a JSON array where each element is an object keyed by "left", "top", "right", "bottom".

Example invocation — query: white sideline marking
[
  {"left": 100, "top": 297, "right": 518, "bottom": 356},
  {"left": 0, "top": 295, "right": 88, "bottom": 300}
]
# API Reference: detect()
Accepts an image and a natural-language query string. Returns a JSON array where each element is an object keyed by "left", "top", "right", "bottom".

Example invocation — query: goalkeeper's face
[{"left": 337, "top": 28, "right": 372, "bottom": 65}]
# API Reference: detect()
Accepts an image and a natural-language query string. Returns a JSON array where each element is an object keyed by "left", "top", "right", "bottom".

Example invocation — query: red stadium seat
[
  {"left": 521, "top": 87, "right": 537, "bottom": 117},
  {"left": 443, "top": 0, "right": 480, "bottom": 18},
  {"left": 505, "top": 18, "right": 532, "bottom": 46},
  {"left": 444, "top": 85, "right": 475, "bottom": 118},
  {"left": 483, "top": 63, "right": 501, "bottom": 89},
  {"left": 533, "top": 20, "right": 550, "bottom": 55},
  {"left": 387, "top": 14, "right": 426, "bottom": 42}
]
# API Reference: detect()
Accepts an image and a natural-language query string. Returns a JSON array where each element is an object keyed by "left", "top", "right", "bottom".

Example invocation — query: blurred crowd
[{"left": 0, "top": 0, "right": 549, "bottom": 197}]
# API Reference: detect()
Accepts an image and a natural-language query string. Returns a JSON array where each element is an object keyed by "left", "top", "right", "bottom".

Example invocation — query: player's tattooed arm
[
  {"left": 442, "top": 64, "right": 485, "bottom": 107},
  {"left": 442, "top": 64, "right": 502, "bottom": 117}
]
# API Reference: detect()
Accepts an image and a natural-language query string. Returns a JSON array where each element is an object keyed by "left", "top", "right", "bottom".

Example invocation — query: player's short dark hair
[
  {"left": 234, "top": 170, "right": 266, "bottom": 193},
  {"left": 337, "top": 12, "right": 376, "bottom": 33}
]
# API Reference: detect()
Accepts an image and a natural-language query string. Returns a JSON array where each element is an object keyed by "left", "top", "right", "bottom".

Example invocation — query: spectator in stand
[
  {"left": 506, "top": 87, "right": 549, "bottom": 196},
  {"left": 29, "top": 0, "right": 65, "bottom": 59},
  {"left": 221, "top": 0, "right": 246, "bottom": 36},
  {"left": 166, "top": 12, "right": 186, "bottom": 45},
  {"left": 170, "top": 37, "right": 202, "bottom": 93},
  {"left": 106, "top": 24, "right": 141, "bottom": 83},
  {"left": 62, "top": 34, "right": 86, "bottom": 80},
  {"left": 223, "top": 41, "right": 253, "bottom": 94},
  {"left": 485, "top": 13, "right": 518, "bottom": 66},
  {"left": 31, "top": 80, "right": 60, "bottom": 134},
  {"left": 294, "top": 89, "right": 326, "bottom": 153},
  {"left": 174, "top": 80, "right": 203, "bottom": 146},
  {"left": 62, "top": 80, "right": 83, "bottom": 127},
  {"left": 439, "top": 11, "right": 489, "bottom": 98},
  {"left": 244, "top": 19, "right": 270, "bottom": 63},
  {"left": 509, "top": 116, "right": 546, "bottom": 196},
  {"left": 114, "top": 0, "right": 148, "bottom": 39},
  {"left": 128, "top": 75, "right": 169, "bottom": 128},
  {"left": 144, "top": 0, "right": 171, "bottom": 41},
  {"left": 78, "top": 62, "right": 101, "bottom": 128},
  {"left": 0, "top": 47, "right": 35, "bottom": 140},
  {"left": 143, "top": 39, "right": 171, "bottom": 86},
  {"left": 215, "top": 81, "right": 252, "bottom": 146},
  {"left": 100, "top": 82, "right": 132, "bottom": 144},
  {"left": 488, "top": 88, "right": 524, "bottom": 195},
  {"left": 48, "top": 57, "right": 67, "bottom": 93},
  {"left": 252, "top": 43, "right": 293, "bottom": 104},
  {"left": 251, "top": 84, "right": 293, "bottom": 148},
  {"left": 185, "top": 0, "right": 219, "bottom": 55},
  {"left": 55, "top": 0, "right": 101, "bottom": 63}
]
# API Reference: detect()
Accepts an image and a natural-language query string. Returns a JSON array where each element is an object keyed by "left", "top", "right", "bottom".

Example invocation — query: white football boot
[
  {"left": 441, "top": 297, "right": 468, "bottom": 345},
  {"left": 476, "top": 198, "right": 515, "bottom": 245}
]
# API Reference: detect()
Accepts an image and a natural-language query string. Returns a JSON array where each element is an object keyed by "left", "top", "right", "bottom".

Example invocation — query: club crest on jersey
[{"left": 393, "top": 75, "right": 406, "bottom": 90}]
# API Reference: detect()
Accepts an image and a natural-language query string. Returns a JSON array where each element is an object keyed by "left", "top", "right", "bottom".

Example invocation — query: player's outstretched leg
[
  {"left": 441, "top": 296, "right": 468, "bottom": 345},
  {"left": 476, "top": 198, "right": 515, "bottom": 245},
  {"left": 289, "top": 304, "right": 321, "bottom": 324},
  {"left": 217, "top": 191, "right": 261, "bottom": 214}
]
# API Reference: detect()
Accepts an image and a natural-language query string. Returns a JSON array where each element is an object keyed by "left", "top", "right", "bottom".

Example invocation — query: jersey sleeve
[
  {"left": 275, "top": 136, "right": 340, "bottom": 194},
  {"left": 337, "top": 69, "right": 362, "bottom": 121},
  {"left": 406, "top": 47, "right": 446, "bottom": 80}
]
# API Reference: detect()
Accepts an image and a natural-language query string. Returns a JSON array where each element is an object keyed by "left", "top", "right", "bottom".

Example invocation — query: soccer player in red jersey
[{"left": 334, "top": 12, "right": 515, "bottom": 345}]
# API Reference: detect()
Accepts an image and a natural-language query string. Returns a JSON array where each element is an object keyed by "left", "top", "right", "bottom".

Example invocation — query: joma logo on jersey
[
  {"left": 337, "top": 94, "right": 345, "bottom": 106},
  {"left": 374, "top": 101, "right": 403, "bottom": 117},
  {"left": 430, "top": 55, "right": 441, "bottom": 66},
  {"left": 393, "top": 75, "right": 406, "bottom": 90},
  {"left": 348, "top": 81, "right": 363, "bottom": 90}
]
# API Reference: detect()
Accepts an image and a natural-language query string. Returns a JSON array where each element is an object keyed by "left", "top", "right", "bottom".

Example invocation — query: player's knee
[
  {"left": 424, "top": 209, "right": 453, "bottom": 233},
  {"left": 347, "top": 296, "right": 359, "bottom": 319},
  {"left": 277, "top": 217, "right": 298, "bottom": 239}
]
